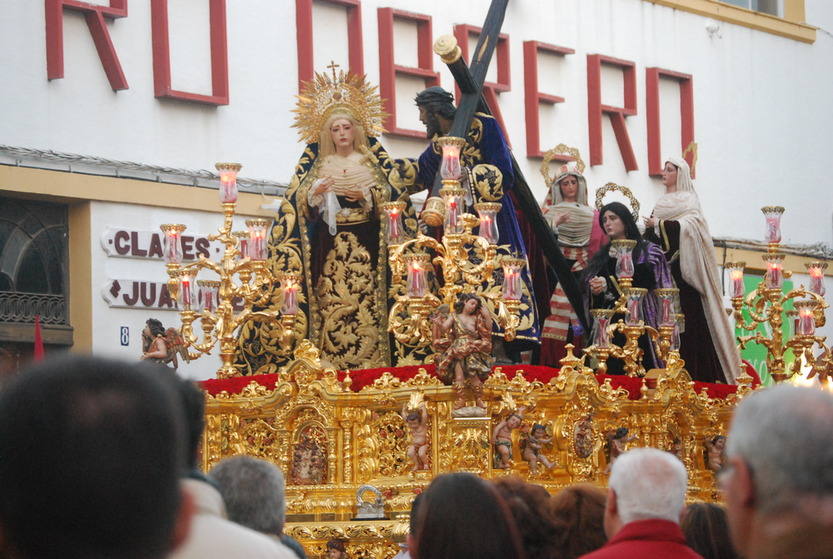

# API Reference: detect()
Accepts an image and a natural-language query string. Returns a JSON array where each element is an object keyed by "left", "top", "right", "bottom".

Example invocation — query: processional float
[{"left": 155, "top": 6, "right": 831, "bottom": 559}]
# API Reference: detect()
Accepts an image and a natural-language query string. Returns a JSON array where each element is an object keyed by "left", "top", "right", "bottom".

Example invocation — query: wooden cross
[{"left": 434, "top": 0, "right": 590, "bottom": 331}]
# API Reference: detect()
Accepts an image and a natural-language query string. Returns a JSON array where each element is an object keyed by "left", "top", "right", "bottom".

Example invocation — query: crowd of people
[{"left": 0, "top": 355, "right": 830, "bottom": 559}]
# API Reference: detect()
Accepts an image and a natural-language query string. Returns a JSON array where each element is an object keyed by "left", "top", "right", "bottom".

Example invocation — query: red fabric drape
[{"left": 199, "top": 362, "right": 760, "bottom": 399}]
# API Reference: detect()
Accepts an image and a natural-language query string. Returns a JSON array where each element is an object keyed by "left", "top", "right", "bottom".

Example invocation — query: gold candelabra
[
  {"left": 161, "top": 163, "right": 299, "bottom": 378},
  {"left": 727, "top": 207, "right": 831, "bottom": 383},
  {"left": 583, "top": 240, "right": 681, "bottom": 377},
  {"left": 385, "top": 136, "right": 521, "bottom": 348}
]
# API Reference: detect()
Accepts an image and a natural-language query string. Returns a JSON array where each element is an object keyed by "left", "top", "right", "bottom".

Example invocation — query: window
[
  {"left": 643, "top": 1, "right": 814, "bottom": 43},
  {"left": 720, "top": 0, "right": 779, "bottom": 16}
]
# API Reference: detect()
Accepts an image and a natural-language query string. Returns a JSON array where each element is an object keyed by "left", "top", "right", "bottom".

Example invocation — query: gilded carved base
[{"left": 203, "top": 343, "right": 751, "bottom": 557}]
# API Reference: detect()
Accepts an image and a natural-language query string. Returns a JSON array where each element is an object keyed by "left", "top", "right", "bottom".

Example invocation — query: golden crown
[{"left": 292, "top": 63, "right": 387, "bottom": 145}]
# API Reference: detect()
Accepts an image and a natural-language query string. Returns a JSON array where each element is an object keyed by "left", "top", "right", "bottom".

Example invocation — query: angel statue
[
  {"left": 401, "top": 393, "right": 430, "bottom": 472},
  {"left": 522, "top": 423, "right": 557, "bottom": 475},
  {"left": 234, "top": 65, "right": 422, "bottom": 373},
  {"left": 140, "top": 318, "right": 188, "bottom": 369},
  {"left": 433, "top": 293, "right": 495, "bottom": 416}
]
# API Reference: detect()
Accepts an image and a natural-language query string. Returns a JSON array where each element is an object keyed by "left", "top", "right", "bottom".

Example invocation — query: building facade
[{"left": 1, "top": 0, "right": 831, "bottom": 379}]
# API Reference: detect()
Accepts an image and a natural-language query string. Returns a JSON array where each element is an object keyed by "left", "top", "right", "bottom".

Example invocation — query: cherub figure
[
  {"left": 573, "top": 414, "right": 595, "bottom": 459},
  {"left": 522, "top": 423, "right": 556, "bottom": 475},
  {"left": 140, "top": 318, "right": 188, "bottom": 369},
  {"left": 605, "top": 427, "right": 636, "bottom": 472},
  {"left": 401, "top": 400, "right": 429, "bottom": 472},
  {"left": 493, "top": 406, "right": 526, "bottom": 469},
  {"left": 705, "top": 435, "right": 726, "bottom": 473}
]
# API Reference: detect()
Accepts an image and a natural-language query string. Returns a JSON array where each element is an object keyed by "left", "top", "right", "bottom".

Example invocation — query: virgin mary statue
[{"left": 234, "top": 69, "right": 421, "bottom": 373}]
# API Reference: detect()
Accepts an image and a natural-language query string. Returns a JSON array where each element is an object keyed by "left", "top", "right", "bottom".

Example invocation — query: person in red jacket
[{"left": 579, "top": 447, "right": 702, "bottom": 559}]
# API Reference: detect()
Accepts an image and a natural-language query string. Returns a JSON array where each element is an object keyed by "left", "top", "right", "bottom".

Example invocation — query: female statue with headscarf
[
  {"left": 643, "top": 157, "right": 739, "bottom": 383},
  {"left": 539, "top": 161, "right": 606, "bottom": 366}
]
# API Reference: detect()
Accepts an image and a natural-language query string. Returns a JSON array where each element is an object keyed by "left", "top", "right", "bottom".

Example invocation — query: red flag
[{"left": 33, "top": 315, "right": 45, "bottom": 361}]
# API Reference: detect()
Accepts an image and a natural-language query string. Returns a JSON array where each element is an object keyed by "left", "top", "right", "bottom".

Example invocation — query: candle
[
  {"left": 405, "top": 255, "right": 430, "bottom": 298},
  {"left": 180, "top": 277, "right": 192, "bottom": 307},
  {"left": 216, "top": 162, "right": 242, "bottom": 204},
  {"left": 671, "top": 322, "right": 681, "bottom": 352},
  {"left": 796, "top": 301, "right": 816, "bottom": 336},
  {"left": 198, "top": 280, "right": 218, "bottom": 313},
  {"left": 806, "top": 262, "right": 827, "bottom": 296},
  {"left": 611, "top": 239, "right": 637, "bottom": 279},
  {"left": 161, "top": 224, "right": 185, "bottom": 264},
  {"left": 727, "top": 263, "right": 745, "bottom": 298},
  {"left": 438, "top": 137, "right": 465, "bottom": 180},
  {"left": 764, "top": 254, "right": 784, "bottom": 290},
  {"left": 625, "top": 288, "right": 646, "bottom": 326},
  {"left": 445, "top": 197, "right": 461, "bottom": 234},
  {"left": 661, "top": 297, "right": 673, "bottom": 327},
  {"left": 592, "top": 310, "right": 612, "bottom": 348},
  {"left": 475, "top": 202, "right": 501, "bottom": 245},
  {"left": 761, "top": 206, "right": 785, "bottom": 245},
  {"left": 282, "top": 276, "right": 299, "bottom": 315},
  {"left": 501, "top": 258, "right": 524, "bottom": 301},
  {"left": 245, "top": 218, "right": 270, "bottom": 261},
  {"left": 381, "top": 202, "right": 406, "bottom": 245}
]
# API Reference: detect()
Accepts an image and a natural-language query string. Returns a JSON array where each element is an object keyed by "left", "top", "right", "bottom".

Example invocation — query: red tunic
[{"left": 580, "top": 519, "right": 703, "bottom": 559}]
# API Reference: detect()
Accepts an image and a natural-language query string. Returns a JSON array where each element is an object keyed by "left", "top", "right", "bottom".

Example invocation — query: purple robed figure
[
  {"left": 412, "top": 87, "right": 541, "bottom": 355},
  {"left": 584, "top": 202, "right": 673, "bottom": 372}
]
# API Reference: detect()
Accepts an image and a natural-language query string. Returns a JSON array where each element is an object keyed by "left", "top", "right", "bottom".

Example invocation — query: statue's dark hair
[
  {"left": 146, "top": 318, "right": 165, "bottom": 337},
  {"left": 583, "top": 202, "right": 646, "bottom": 284},
  {"left": 454, "top": 292, "right": 483, "bottom": 314},
  {"left": 415, "top": 86, "right": 456, "bottom": 120}
]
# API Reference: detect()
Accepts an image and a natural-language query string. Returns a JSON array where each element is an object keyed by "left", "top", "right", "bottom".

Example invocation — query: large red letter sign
[
  {"left": 378, "top": 8, "right": 440, "bottom": 138},
  {"left": 646, "top": 67, "right": 695, "bottom": 177},
  {"left": 150, "top": 0, "right": 229, "bottom": 105},
  {"left": 45, "top": 0, "right": 129, "bottom": 91},
  {"left": 587, "top": 54, "right": 638, "bottom": 171},
  {"left": 296, "top": 0, "right": 364, "bottom": 92},
  {"left": 523, "top": 40, "right": 574, "bottom": 158},
  {"left": 454, "top": 24, "right": 511, "bottom": 142}
]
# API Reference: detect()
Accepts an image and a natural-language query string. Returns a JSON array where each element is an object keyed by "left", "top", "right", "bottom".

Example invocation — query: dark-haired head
[
  {"left": 492, "top": 477, "right": 560, "bottom": 559},
  {"left": 0, "top": 355, "right": 188, "bottom": 559},
  {"left": 415, "top": 86, "right": 456, "bottom": 119},
  {"left": 682, "top": 502, "right": 739, "bottom": 559},
  {"left": 146, "top": 318, "right": 165, "bottom": 337},
  {"left": 163, "top": 375, "right": 205, "bottom": 472},
  {"left": 597, "top": 202, "right": 640, "bottom": 242},
  {"left": 454, "top": 292, "right": 483, "bottom": 314},
  {"left": 584, "top": 202, "right": 645, "bottom": 284},
  {"left": 415, "top": 86, "right": 456, "bottom": 137},
  {"left": 413, "top": 472, "right": 526, "bottom": 559},
  {"left": 549, "top": 484, "right": 608, "bottom": 559}
]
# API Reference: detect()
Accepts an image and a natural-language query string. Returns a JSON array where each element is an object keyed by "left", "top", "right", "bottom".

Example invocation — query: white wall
[{"left": 2, "top": 0, "right": 832, "bottom": 246}]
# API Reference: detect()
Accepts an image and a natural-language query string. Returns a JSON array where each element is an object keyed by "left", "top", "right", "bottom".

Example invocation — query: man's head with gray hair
[
  {"left": 604, "top": 448, "right": 688, "bottom": 538},
  {"left": 209, "top": 456, "right": 286, "bottom": 535},
  {"left": 722, "top": 384, "right": 833, "bottom": 557}
]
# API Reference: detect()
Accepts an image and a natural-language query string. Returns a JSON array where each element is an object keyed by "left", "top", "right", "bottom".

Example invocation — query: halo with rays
[{"left": 292, "top": 64, "right": 387, "bottom": 145}]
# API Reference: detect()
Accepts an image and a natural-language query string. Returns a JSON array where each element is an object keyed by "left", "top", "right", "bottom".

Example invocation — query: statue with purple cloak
[{"left": 583, "top": 202, "right": 673, "bottom": 373}]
